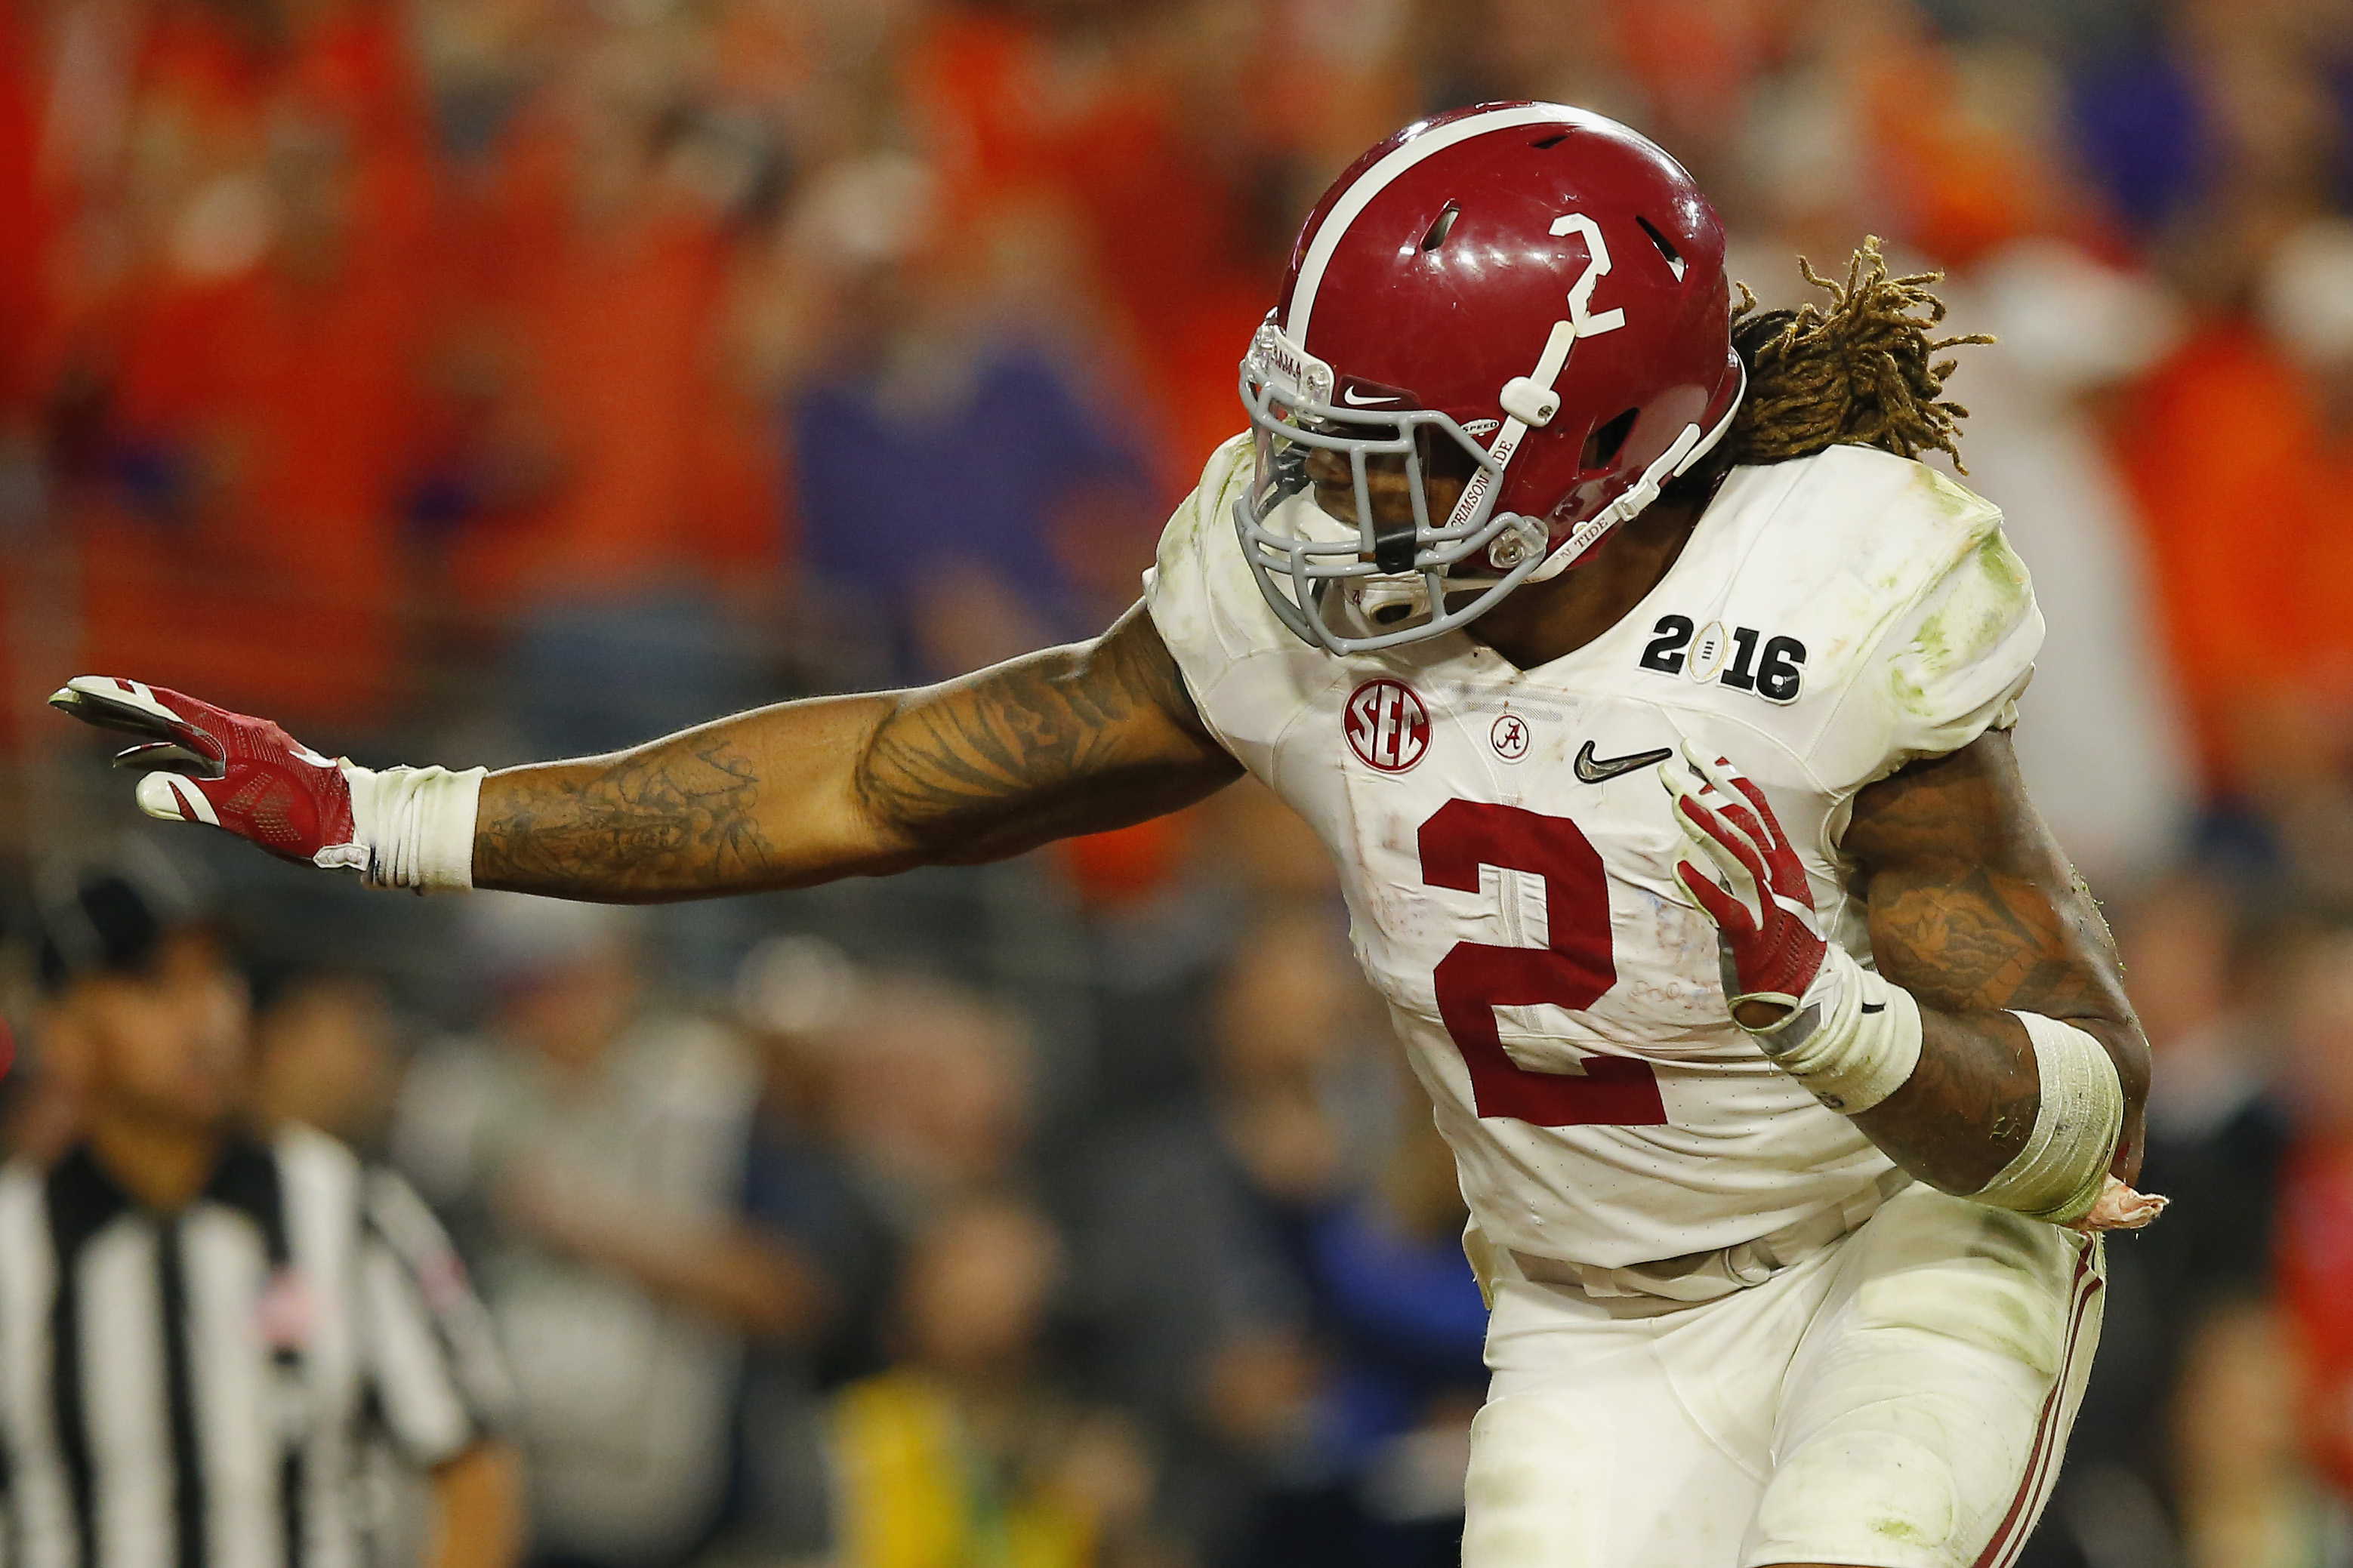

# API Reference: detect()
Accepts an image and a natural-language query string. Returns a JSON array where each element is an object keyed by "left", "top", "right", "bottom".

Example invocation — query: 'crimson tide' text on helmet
[{"left": 1235, "top": 102, "right": 1746, "bottom": 655}]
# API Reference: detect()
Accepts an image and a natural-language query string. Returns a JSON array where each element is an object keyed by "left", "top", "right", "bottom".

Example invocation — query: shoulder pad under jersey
[
  {"left": 1143, "top": 436, "right": 1343, "bottom": 768},
  {"left": 1688, "top": 446, "right": 2042, "bottom": 795}
]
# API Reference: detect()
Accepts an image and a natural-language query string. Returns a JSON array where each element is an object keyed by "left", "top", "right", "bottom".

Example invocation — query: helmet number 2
[
  {"left": 1553, "top": 212, "right": 1627, "bottom": 340},
  {"left": 1418, "top": 799, "right": 1667, "bottom": 1126}
]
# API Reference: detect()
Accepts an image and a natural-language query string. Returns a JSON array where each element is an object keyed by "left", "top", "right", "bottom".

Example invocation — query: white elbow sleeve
[
  {"left": 1969, "top": 1012, "right": 2123, "bottom": 1226},
  {"left": 344, "top": 764, "right": 485, "bottom": 892}
]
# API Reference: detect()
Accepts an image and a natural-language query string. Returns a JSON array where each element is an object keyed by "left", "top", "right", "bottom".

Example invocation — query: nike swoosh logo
[
  {"left": 1573, "top": 741, "right": 1674, "bottom": 784},
  {"left": 1341, "top": 387, "right": 1401, "bottom": 406}
]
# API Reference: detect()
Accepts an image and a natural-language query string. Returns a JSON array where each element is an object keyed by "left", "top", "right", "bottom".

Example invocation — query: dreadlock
[{"left": 1718, "top": 237, "right": 1992, "bottom": 474}]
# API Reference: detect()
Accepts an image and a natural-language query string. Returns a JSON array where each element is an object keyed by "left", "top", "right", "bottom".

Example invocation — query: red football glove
[
  {"left": 1660, "top": 744, "right": 1826, "bottom": 1024},
  {"left": 50, "top": 676, "right": 365, "bottom": 871}
]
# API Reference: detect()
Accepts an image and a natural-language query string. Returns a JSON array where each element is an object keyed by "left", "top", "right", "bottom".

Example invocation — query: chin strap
[
  {"left": 1441, "top": 319, "right": 1577, "bottom": 542},
  {"left": 1517, "top": 358, "right": 1749, "bottom": 584}
]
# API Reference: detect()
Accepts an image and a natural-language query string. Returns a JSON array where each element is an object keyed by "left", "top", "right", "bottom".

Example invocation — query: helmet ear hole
[
  {"left": 1636, "top": 216, "right": 1685, "bottom": 279},
  {"left": 1581, "top": 408, "right": 1639, "bottom": 470}
]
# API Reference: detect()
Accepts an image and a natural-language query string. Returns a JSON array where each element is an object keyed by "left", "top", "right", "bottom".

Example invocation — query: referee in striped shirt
[{"left": 3, "top": 866, "right": 523, "bottom": 1568}]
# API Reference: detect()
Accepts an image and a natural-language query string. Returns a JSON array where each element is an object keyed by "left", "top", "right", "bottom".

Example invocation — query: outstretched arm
[
  {"left": 1840, "top": 730, "right": 2148, "bottom": 1192},
  {"left": 54, "top": 603, "right": 1242, "bottom": 902},
  {"left": 473, "top": 602, "right": 1241, "bottom": 899}
]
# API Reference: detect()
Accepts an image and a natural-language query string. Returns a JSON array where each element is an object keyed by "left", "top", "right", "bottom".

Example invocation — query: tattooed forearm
[
  {"left": 473, "top": 602, "right": 1238, "bottom": 901},
  {"left": 1840, "top": 732, "right": 2148, "bottom": 1192},
  {"left": 476, "top": 737, "right": 783, "bottom": 898}
]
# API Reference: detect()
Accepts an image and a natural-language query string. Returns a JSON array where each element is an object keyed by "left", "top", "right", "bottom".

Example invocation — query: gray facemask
[{"left": 1231, "top": 319, "right": 1744, "bottom": 656}]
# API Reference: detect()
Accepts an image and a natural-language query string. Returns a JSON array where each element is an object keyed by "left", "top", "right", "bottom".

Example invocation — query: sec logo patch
[{"left": 1346, "top": 679, "right": 1429, "bottom": 772}]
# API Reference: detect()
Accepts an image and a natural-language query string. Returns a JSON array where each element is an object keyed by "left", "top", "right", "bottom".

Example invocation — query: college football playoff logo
[{"left": 1345, "top": 679, "right": 1430, "bottom": 772}]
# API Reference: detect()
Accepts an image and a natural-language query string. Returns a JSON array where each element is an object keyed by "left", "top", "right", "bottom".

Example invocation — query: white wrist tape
[
  {"left": 1748, "top": 943, "right": 1923, "bottom": 1115},
  {"left": 343, "top": 764, "right": 485, "bottom": 892},
  {"left": 1969, "top": 1012, "right": 2123, "bottom": 1226}
]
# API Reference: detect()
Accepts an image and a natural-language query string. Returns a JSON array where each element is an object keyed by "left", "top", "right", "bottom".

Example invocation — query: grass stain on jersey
[
  {"left": 1149, "top": 437, "right": 1251, "bottom": 656},
  {"left": 1914, "top": 458, "right": 1997, "bottom": 521},
  {"left": 1892, "top": 531, "right": 2037, "bottom": 718}
]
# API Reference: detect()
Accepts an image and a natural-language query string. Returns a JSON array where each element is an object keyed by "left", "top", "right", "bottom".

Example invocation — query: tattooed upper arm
[
  {"left": 1841, "top": 729, "right": 2151, "bottom": 1188},
  {"left": 853, "top": 600, "right": 1243, "bottom": 864},
  {"left": 1843, "top": 731, "right": 2133, "bottom": 1022},
  {"left": 474, "top": 602, "right": 1240, "bottom": 901}
]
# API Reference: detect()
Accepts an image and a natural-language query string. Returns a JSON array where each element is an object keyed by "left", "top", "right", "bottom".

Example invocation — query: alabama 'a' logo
[{"left": 1345, "top": 679, "right": 1430, "bottom": 772}]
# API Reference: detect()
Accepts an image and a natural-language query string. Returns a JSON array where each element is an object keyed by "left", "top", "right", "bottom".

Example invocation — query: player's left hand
[
  {"left": 2076, "top": 1174, "right": 2168, "bottom": 1233},
  {"left": 1661, "top": 742, "right": 1825, "bottom": 1030}
]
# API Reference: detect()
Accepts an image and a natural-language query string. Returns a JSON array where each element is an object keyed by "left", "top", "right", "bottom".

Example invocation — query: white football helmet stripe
[{"left": 1287, "top": 102, "right": 1574, "bottom": 345}]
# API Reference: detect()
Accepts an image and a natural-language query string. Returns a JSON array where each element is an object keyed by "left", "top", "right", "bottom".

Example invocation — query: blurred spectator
[
  {"left": 770, "top": 149, "right": 1165, "bottom": 684},
  {"left": 1062, "top": 779, "right": 1342, "bottom": 1125},
  {"left": 815, "top": 967, "right": 1038, "bottom": 1233},
  {"left": 794, "top": 343, "right": 1163, "bottom": 682},
  {"left": 35, "top": 0, "right": 443, "bottom": 725},
  {"left": 2067, "top": 0, "right": 2352, "bottom": 261},
  {"left": 718, "top": 935, "right": 903, "bottom": 1565},
  {"left": 0, "top": 1, "right": 45, "bottom": 434},
  {"left": 2276, "top": 929, "right": 2353, "bottom": 1513},
  {"left": 252, "top": 967, "right": 403, "bottom": 1153},
  {"left": 394, "top": 893, "right": 822, "bottom": 1568},
  {"left": 5, "top": 860, "right": 520, "bottom": 1568},
  {"left": 1291, "top": 1119, "right": 1487, "bottom": 1567},
  {"left": 416, "top": 0, "right": 787, "bottom": 617},
  {"left": 1072, "top": 905, "right": 1394, "bottom": 1561},
  {"left": 500, "top": 590, "right": 771, "bottom": 761},
  {"left": 2028, "top": 874, "right": 2296, "bottom": 1567},
  {"left": 1941, "top": 240, "right": 2194, "bottom": 888},
  {"left": 828, "top": 1194, "right": 1162, "bottom": 1568},
  {"left": 2113, "top": 216, "right": 2353, "bottom": 892},
  {"left": 900, "top": 1, "right": 1286, "bottom": 476}
]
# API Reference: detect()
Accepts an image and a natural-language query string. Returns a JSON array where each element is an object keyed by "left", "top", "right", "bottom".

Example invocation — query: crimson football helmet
[{"left": 1237, "top": 103, "right": 1745, "bottom": 654}]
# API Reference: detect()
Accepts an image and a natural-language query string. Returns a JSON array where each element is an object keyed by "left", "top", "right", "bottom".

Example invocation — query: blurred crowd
[{"left": 5, "top": 0, "right": 2353, "bottom": 1563}]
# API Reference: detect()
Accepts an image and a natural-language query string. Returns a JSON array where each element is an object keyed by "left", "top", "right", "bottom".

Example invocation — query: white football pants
[{"left": 1463, "top": 1184, "right": 2102, "bottom": 1568}]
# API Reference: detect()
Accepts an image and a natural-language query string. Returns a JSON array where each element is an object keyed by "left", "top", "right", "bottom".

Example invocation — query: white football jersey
[{"left": 1146, "top": 436, "right": 2046, "bottom": 1270}]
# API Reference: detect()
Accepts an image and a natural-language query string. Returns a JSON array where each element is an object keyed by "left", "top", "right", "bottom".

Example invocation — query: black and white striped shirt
[{"left": 0, "top": 1126, "right": 512, "bottom": 1568}]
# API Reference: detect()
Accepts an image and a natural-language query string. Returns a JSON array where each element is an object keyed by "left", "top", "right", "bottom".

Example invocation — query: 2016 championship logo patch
[{"left": 1345, "top": 679, "right": 1430, "bottom": 772}]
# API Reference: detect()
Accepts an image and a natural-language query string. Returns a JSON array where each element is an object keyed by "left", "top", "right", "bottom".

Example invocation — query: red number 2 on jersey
[{"left": 1418, "top": 799, "right": 1667, "bottom": 1126}]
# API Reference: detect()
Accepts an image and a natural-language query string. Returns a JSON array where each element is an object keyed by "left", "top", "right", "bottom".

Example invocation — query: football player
[{"left": 57, "top": 104, "right": 2160, "bottom": 1568}]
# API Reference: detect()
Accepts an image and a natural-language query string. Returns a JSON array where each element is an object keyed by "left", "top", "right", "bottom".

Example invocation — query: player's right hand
[{"left": 49, "top": 677, "right": 367, "bottom": 873}]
